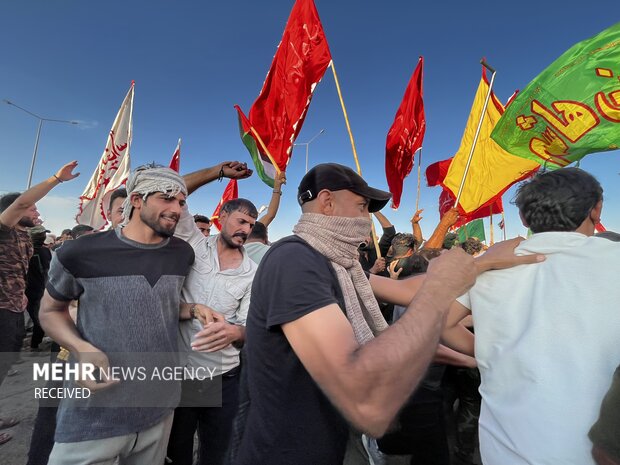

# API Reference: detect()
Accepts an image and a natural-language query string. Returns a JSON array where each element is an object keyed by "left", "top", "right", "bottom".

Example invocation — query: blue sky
[{"left": 1, "top": 0, "right": 619, "bottom": 240}]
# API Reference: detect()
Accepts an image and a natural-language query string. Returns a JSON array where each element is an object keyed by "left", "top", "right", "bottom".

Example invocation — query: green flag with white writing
[
  {"left": 491, "top": 22, "right": 620, "bottom": 168},
  {"left": 457, "top": 219, "right": 486, "bottom": 243}
]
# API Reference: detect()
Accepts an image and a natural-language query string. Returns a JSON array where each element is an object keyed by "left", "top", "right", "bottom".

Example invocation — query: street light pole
[
  {"left": 294, "top": 129, "right": 325, "bottom": 173},
  {"left": 3, "top": 99, "right": 78, "bottom": 188}
]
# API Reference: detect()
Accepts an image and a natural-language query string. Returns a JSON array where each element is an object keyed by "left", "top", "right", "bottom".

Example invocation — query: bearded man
[
  {"left": 166, "top": 163, "right": 257, "bottom": 465},
  {"left": 0, "top": 161, "right": 79, "bottom": 445}
]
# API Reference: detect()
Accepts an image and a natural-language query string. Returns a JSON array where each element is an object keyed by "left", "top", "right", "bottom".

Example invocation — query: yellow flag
[{"left": 443, "top": 72, "right": 540, "bottom": 214}]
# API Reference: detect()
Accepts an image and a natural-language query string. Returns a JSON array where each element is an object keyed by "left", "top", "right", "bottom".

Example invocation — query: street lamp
[
  {"left": 3, "top": 99, "right": 78, "bottom": 188},
  {"left": 294, "top": 129, "right": 325, "bottom": 173}
]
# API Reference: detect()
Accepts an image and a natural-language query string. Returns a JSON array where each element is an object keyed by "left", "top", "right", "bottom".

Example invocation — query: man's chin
[{"left": 18, "top": 218, "right": 36, "bottom": 228}]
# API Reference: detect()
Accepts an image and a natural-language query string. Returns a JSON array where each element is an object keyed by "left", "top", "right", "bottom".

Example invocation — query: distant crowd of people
[{"left": 0, "top": 160, "right": 619, "bottom": 465}]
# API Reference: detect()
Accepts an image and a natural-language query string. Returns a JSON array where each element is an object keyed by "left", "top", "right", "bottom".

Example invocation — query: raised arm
[
  {"left": 411, "top": 209, "right": 424, "bottom": 246},
  {"left": 0, "top": 161, "right": 79, "bottom": 228},
  {"left": 183, "top": 161, "right": 253, "bottom": 196},
  {"left": 258, "top": 172, "right": 286, "bottom": 227},
  {"left": 373, "top": 211, "right": 396, "bottom": 257}
]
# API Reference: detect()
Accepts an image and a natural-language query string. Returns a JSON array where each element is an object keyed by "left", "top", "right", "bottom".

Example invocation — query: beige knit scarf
[{"left": 293, "top": 213, "right": 388, "bottom": 344}]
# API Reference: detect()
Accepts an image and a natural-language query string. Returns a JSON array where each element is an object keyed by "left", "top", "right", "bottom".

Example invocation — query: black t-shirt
[
  {"left": 26, "top": 245, "right": 52, "bottom": 301},
  {"left": 236, "top": 236, "right": 349, "bottom": 465}
]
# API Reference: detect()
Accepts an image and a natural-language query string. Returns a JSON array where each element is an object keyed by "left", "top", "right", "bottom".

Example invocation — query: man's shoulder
[{"left": 264, "top": 235, "right": 327, "bottom": 264}]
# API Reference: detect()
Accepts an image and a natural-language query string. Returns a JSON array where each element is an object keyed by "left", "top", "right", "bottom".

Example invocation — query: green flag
[
  {"left": 457, "top": 219, "right": 486, "bottom": 243},
  {"left": 491, "top": 22, "right": 620, "bottom": 168}
]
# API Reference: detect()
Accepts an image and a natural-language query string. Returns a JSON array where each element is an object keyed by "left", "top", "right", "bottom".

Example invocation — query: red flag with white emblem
[{"left": 169, "top": 138, "right": 181, "bottom": 172}]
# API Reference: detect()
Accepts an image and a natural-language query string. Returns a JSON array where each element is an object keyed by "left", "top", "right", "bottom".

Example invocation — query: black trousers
[
  {"left": 166, "top": 367, "right": 240, "bottom": 465},
  {"left": 0, "top": 308, "right": 25, "bottom": 387}
]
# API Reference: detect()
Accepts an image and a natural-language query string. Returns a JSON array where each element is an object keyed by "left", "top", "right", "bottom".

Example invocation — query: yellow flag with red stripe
[{"left": 442, "top": 70, "right": 539, "bottom": 214}]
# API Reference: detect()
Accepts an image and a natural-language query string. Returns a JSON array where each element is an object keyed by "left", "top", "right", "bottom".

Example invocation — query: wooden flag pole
[
  {"left": 489, "top": 206, "right": 494, "bottom": 245},
  {"left": 415, "top": 148, "right": 422, "bottom": 212},
  {"left": 330, "top": 61, "right": 381, "bottom": 258},
  {"left": 501, "top": 210, "right": 507, "bottom": 241},
  {"left": 330, "top": 61, "right": 363, "bottom": 174},
  {"left": 454, "top": 59, "right": 497, "bottom": 207},
  {"left": 249, "top": 126, "right": 282, "bottom": 176}
]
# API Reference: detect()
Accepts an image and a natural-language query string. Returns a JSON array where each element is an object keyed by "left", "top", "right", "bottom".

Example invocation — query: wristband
[
  {"left": 53, "top": 174, "right": 64, "bottom": 183},
  {"left": 190, "top": 304, "right": 197, "bottom": 319},
  {"left": 272, "top": 190, "right": 281, "bottom": 195}
]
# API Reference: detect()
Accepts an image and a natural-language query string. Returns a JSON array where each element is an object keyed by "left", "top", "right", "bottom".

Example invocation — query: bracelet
[
  {"left": 217, "top": 167, "right": 225, "bottom": 182},
  {"left": 272, "top": 190, "right": 281, "bottom": 195},
  {"left": 53, "top": 174, "right": 64, "bottom": 183},
  {"left": 189, "top": 304, "right": 197, "bottom": 319}
]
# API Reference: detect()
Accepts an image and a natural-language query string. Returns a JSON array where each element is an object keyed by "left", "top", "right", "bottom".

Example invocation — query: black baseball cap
[{"left": 297, "top": 163, "right": 391, "bottom": 213}]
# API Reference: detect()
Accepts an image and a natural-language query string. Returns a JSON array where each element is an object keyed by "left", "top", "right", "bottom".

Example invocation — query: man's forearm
[
  {"left": 346, "top": 282, "right": 452, "bottom": 435},
  {"left": 39, "top": 294, "right": 89, "bottom": 354},
  {"left": 183, "top": 165, "right": 222, "bottom": 195}
]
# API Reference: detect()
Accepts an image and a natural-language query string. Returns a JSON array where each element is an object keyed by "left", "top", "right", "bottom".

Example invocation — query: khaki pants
[{"left": 47, "top": 413, "right": 173, "bottom": 465}]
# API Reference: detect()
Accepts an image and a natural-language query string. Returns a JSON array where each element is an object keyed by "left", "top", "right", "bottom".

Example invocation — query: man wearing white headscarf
[{"left": 40, "top": 164, "right": 208, "bottom": 465}]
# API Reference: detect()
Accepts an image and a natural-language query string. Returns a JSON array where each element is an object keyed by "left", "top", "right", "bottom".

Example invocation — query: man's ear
[
  {"left": 130, "top": 193, "right": 143, "bottom": 211},
  {"left": 590, "top": 199, "right": 603, "bottom": 224},
  {"left": 316, "top": 190, "right": 333, "bottom": 215}
]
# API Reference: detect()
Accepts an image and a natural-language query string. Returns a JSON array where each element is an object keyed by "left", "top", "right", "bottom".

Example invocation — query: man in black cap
[{"left": 234, "top": 163, "right": 541, "bottom": 465}]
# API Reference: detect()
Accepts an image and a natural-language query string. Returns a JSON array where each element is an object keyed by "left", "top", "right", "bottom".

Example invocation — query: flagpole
[
  {"left": 249, "top": 127, "right": 282, "bottom": 176},
  {"left": 330, "top": 61, "right": 362, "bottom": 174},
  {"left": 415, "top": 148, "right": 422, "bottom": 212},
  {"left": 489, "top": 207, "right": 494, "bottom": 245},
  {"left": 330, "top": 61, "right": 381, "bottom": 258},
  {"left": 454, "top": 60, "right": 496, "bottom": 207},
  {"left": 501, "top": 210, "right": 507, "bottom": 241}
]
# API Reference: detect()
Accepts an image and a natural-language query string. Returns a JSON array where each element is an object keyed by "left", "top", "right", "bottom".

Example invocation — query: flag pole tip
[{"left": 131, "top": 80, "right": 135, "bottom": 86}]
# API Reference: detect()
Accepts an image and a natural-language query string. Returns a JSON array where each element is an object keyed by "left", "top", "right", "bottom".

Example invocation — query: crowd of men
[{"left": 0, "top": 159, "right": 619, "bottom": 465}]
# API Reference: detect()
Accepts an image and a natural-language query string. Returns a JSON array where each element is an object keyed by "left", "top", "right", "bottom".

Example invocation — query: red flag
[
  {"left": 169, "top": 138, "right": 181, "bottom": 172},
  {"left": 430, "top": 157, "right": 504, "bottom": 228},
  {"left": 235, "top": 0, "right": 332, "bottom": 187},
  {"left": 385, "top": 57, "right": 426, "bottom": 209},
  {"left": 211, "top": 179, "right": 239, "bottom": 232},
  {"left": 425, "top": 158, "right": 451, "bottom": 187}
]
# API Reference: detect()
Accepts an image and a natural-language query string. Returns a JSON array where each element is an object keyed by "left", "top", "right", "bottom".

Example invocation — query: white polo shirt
[
  {"left": 175, "top": 205, "right": 257, "bottom": 375},
  {"left": 457, "top": 232, "right": 620, "bottom": 465}
]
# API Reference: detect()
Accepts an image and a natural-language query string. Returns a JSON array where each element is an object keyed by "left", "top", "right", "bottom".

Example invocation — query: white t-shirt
[{"left": 457, "top": 232, "right": 620, "bottom": 465}]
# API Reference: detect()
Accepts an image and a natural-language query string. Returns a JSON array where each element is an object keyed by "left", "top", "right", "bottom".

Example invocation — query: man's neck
[
  {"left": 122, "top": 221, "right": 166, "bottom": 245},
  {"left": 216, "top": 236, "right": 244, "bottom": 271}
]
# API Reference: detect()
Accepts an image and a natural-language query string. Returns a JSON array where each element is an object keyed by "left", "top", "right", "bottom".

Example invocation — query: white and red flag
[
  {"left": 76, "top": 82, "right": 134, "bottom": 229},
  {"left": 169, "top": 138, "right": 181, "bottom": 172}
]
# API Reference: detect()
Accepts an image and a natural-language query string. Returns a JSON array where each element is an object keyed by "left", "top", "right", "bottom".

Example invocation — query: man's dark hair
[
  {"left": 71, "top": 224, "right": 94, "bottom": 239},
  {"left": 61, "top": 228, "right": 72, "bottom": 237},
  {"left": 0, "top": 192, "right": 21, "bottom": 213},
  {"left": 459, "top": 237, "right": 484, "bottom": 256},
  {"left": 515, "top": 168, "right": 603, "bottom": 233},
  {"left": 391, "top": 233, "right": 416, "bottom": 257},
  {"left": 193, "top": 214, "right": 211, "bottom": 224},
  {"left": 221, "top": 198, "right": 258, "bottom": 219},
  {"left": 248, "top": 221, "right": 268, "bottom": 242},
  {"left": 109, "top": 188, "right": 127, "bottom": 209},
  {"left": 443, "top": 232, "right": 458, "bottom": 250}
]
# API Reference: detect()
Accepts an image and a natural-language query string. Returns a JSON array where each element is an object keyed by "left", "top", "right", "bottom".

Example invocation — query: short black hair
[
  {"left": 61, "top": 229, "right": 72, "bottom": 236},
  {"left": 71, "top": 224, "right": 94, "bottom": 239},
  {"left": 221, "top": 198, "right": 258, "bottom": 219},
  {"left": 459, "top": 237, "right": 484, "bottom": 255},
  {"left": 515, "top": 168, "right": 603, "bottom": 233},
  {"left": 0, "top": 192, "right": 21, "bottom": 214},
  {"left": 108, "top": 188, "right": 127, "bottom": 210},
  {"left": 193, "top": 214, "right": 211, "bottom": 224},
  {"left": 248, "top": 221, "right": 268, "bottom": 242}
]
